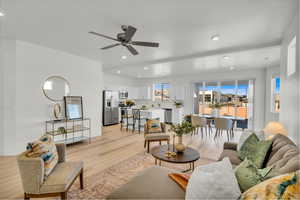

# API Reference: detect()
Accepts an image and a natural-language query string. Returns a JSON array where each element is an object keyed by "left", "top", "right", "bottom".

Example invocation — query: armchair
[
  {"left": 144, "top": 122, "right": 170, "bottom": 153},
  {"left": 17, "top": 143, "right": 83, "bottom": 199}
]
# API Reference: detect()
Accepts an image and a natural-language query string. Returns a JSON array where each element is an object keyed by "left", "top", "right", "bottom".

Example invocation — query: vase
[{"left": 175, "top": 136, "right": 186, "bottom": 153}]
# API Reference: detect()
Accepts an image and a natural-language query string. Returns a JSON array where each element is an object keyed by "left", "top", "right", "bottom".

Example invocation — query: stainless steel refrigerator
[{"left": 103, "top": 90, "right": 119, "bottom": 126}]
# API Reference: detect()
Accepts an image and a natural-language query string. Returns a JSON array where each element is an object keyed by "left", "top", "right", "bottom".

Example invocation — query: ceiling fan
[{"left": 89, "top": 25, "right": 159, "bottom": 55}]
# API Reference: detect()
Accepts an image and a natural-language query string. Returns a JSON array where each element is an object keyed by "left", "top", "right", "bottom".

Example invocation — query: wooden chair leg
[
  {"left": 24, "top": 193, "right": 29, "bottom": 200},
  {"left": 60, "top": 192, "right": 67, "bottom": 200},
  {"left": 147, "top": 141, "right": 150, "bottom": 153},
  {"left": 159, "top": 141, "right": 161, "bottom": 145},
  {"left": 144, "top": 140, "right": 146, "bottom": 148},
  {"left": 80, "top": 169, "right": 84, "bottom": 189}
]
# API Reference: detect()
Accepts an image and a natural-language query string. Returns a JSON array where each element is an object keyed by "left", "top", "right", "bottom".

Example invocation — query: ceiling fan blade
[
  {"left": 124, "top": 26, "right": 137, "bottom": 42},
  {"left": 125, "top": 45, "right": 138, "bottom": 55},
  {"left": 131, "top": 41, "right": 159, "bottom": 47},
  {"left": 100, "top": 43, "right": 120, "bottom": 50},
  {"left": 89, "top": 31, "right": 119, "bottom": 42}
]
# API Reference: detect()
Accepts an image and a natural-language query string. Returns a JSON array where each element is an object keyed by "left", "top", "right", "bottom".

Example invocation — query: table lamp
[{"left": 263, "top": 121, "right": 287, "bottom": 139}]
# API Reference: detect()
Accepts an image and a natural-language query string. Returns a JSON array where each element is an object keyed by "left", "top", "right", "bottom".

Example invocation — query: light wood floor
[{"left": 0, "top": 124, "right": 241, "bottom": 199}]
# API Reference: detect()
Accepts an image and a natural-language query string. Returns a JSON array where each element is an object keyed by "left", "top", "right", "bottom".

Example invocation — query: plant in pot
[
  {"left": 170, "top": 121, "right": 195, "bottom": 153},
  {"left": 209, "top": 102, "right": 222, "bottom": 117}
]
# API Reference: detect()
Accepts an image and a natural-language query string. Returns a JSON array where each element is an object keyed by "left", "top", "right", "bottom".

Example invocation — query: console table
[{"left": 45, "top": 118, "right": 91, "bottom": 144}]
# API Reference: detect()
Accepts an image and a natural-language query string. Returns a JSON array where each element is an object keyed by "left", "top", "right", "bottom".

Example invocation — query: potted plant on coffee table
[{"left": 170, "top": 121, "right": 195, "bottom": 153}]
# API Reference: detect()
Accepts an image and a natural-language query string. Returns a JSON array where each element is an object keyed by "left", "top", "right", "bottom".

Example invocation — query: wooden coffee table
[{"left": 150, "top": 144, "right": 200, "bottom": 172}]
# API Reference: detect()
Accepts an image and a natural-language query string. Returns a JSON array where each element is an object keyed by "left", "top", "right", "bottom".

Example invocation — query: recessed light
[
  {"left": 116, "top": 70, "right": 121, "bottom": 74},
  {"left": 230, "top": 66, "right": 235, "bottom": 70},
  {"left": 223, "top": 55, "right": 229, "bottom": 60},
  {"left": 121, "top": 55, "right": 127, "bottom": 59},
  {"left": 211, "top": 34, "right": 220, "bottom": 41},
  {"left": 0, "top": 12, "right": 5, "bottom": 17},
  {"left": 143, "top": 67, "right": 149, "bottom": 70}
]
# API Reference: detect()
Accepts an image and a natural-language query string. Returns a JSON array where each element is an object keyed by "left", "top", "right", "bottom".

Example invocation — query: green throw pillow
[
  {"left": 252, "top": 140, "right": 273, "bottom": 168},
  {"left": 238, "top": 133, "right": 259, "bottom": 161},
  {"left": 235, "top": 158, "right": 273, "bottom": 192},
  {"left": 238, "top": 133, "right": 272, "bottom": 168}
]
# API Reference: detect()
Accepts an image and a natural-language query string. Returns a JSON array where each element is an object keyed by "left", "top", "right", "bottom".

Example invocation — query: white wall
[
  {"left": 280, "top": 11, "right": 299, "bottom": 145},
  {"left": 265, "top": 66, "right": 280, "bottom": 123},
  {"left": 0, "top": 37, "right": 3, "bottom": 155},
  {"left": 135, "top": 68, "right": 267, "bottom": 130},
  {"left": 1, "top": 40, "right": 103, "bottom": 155}
]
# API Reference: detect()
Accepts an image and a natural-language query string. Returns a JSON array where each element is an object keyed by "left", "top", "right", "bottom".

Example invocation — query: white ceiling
[{"left": 1, "top": 0, "right": 298, "bottom": 78}]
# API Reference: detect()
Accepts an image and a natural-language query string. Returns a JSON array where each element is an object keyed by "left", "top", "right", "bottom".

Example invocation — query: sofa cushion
[
  {"left": 146, "top": 118, "right": 162, "bottom": 133},
  {"left": 238, "top": 130, "right": 265, "bottom": 150},
  {"left": 186, "top": 157, "right": 241, "bottom": 200},
  {"left": 238, "top": 133, "right": 259, "bottom": 161},
  {"left": 145, "top": 133, "right": 169, "bottom": 141},
  {"left": 238, "top": 133, "right": 273, "bottom": 168},
  {"left": 241, "top": 171, "right": 300, "bottom": 200},
  {"left": 106, "top": 166, "right": 185, "bottom": 199},
  {"left": 235, "top": 158, "right": 272, "bottom": 192},
  {"left": 218, "top": 149, "right": 242, "bottom": 166},
  {"left": 40, "top": 161, "right": 83, "bottom": 194}
]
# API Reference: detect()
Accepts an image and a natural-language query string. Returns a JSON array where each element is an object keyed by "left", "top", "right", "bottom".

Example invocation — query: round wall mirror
[{"left": 42, "top": 76, "right": 71, "bottom": 101}]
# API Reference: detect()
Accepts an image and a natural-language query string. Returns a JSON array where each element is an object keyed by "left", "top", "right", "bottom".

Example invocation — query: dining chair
[
  {"left": 120, "top": 108, "right": 127, "bottom": 130},
  {"left": 132, "top": 109, "right": 147, "bottom": 133},
  {"left": 214, "top": 118, "right": 233, "bottom": 141},
  {"left": 191, "top": 115, "right": 208, "bottom": 138}
]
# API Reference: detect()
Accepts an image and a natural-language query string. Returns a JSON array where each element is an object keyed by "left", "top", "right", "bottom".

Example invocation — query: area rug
[{"left": 68, "top": 151, "right": 216, "bottom": 199}]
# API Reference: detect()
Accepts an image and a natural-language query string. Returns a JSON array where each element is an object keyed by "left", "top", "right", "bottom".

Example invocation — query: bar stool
[
  {"left": 132, "top": 109, "right": 147, "bottom": 133},
  {"left": 120, "top": 108, "right": 134, "bottom": 131}
]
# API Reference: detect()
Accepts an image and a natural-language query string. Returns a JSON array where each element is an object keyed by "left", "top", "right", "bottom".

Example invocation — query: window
[
  {"left": 153, "top": 83, "right": 170, "bottom": 101},
  {"left": 287, "top": 36, "right": 296, "bottom": 76},
  {"left": 197, "top": 80, "right": 254, "bottom": 129},
  {"left": 271, "top": 77, "right": 280, "bottom": 112}
]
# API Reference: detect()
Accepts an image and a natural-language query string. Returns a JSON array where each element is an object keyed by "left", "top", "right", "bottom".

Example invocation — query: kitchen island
[{"left": 140, "top": 108, "right": 165, "bottom": 122}]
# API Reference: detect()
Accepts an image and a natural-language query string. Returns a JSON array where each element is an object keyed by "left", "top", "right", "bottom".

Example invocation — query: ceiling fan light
[{"left": 121, "top": 55, "right": 127, "bottom": 59}]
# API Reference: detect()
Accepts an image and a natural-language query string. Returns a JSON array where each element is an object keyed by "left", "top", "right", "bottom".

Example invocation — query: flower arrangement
[
  {"left": 170, "top": 121, "right": 195, "bottom": 153},
  {"left": 170, "top": 121, "right": 195, "bottom": 137}
]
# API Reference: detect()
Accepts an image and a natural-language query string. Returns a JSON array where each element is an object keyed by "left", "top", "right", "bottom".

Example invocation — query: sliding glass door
[{"left": 197, "top": 80, "right": 254, "bottom": 129}]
